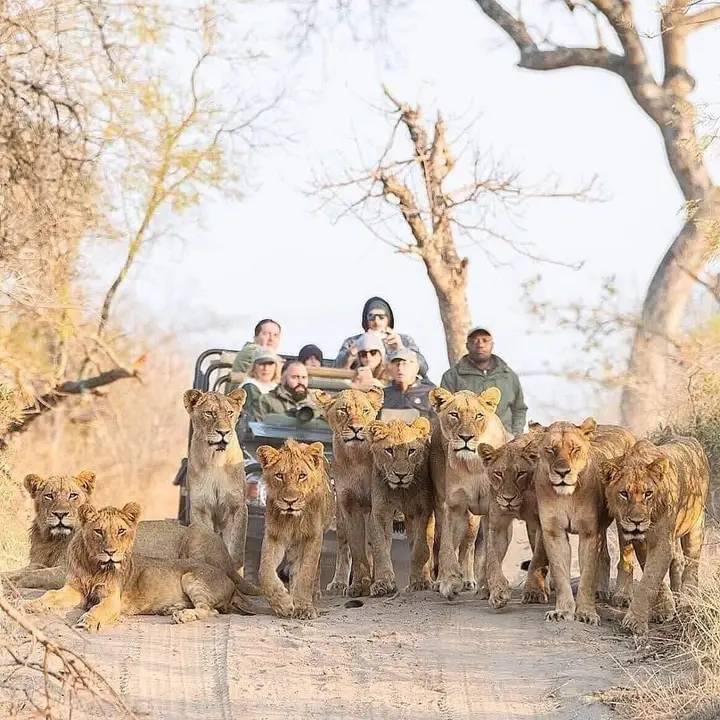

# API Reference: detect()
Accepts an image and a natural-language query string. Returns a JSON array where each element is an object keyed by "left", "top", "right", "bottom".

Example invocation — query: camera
[{"left": 291, "top": 404, "right": 317, "bottom": 423}]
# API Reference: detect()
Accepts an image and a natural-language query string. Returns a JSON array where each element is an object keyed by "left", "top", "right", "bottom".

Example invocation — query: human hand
[{"left": 385, "top": 332, "right": 402, "bottom": 351}]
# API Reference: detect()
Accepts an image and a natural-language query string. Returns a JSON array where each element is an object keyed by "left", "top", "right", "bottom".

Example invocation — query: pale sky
[{"left": 91, "top": 0, "right": 720, "bottom": 423}]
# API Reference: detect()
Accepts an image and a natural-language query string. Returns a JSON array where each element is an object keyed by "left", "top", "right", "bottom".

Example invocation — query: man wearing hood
[
  {"left": 440, "top": 327, "right": 527, "bottom": 437},
  {"left": 335, "top": 296, "right": 429, "bottom": 377}
]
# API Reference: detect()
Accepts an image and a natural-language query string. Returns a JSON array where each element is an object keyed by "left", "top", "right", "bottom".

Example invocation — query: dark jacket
[
  {"left": 383, "top": 378, "right": 436, "bottom": 418},
  {"left": 334, "top": 296, "right": 429, "bottom": 376},
  {"left": 440, "top": 355, "right": 527, "bottom": 436}
]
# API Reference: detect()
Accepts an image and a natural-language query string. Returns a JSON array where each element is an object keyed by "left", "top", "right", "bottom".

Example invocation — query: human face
[
  {"left": 252, "top": 361, "right": 276, "bottom": 383},
  {"left": 467, "top": 332, "right": 494, "bottom": 363},
  {"left": 359, "top": 348, "right": 382, "bottom": 370},
  {"left": 255, "top": 321, "right": 281, "bottom": 350},
  {"left": 366, "top": 311, "right": 389, "bottom": 333},
  {"left": 303, "top": 356, "right": 322, "bottom": 368},
  {"left": 390, "top": 358, "right": 418, "bottom": 386},
  {"left": 284, "top": 363, "right": 309, "bottom": 400}
]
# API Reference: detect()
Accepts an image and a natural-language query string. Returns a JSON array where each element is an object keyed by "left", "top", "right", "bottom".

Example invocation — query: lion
[
  {"left": 256, "top": 440, "right": 333, "bottom": 619},
  {"left": 314, "top": 387, "right": 384, "bottom": 597},
  {"left": 367, "top": 417, "right": 434, "bottom": 596},
  {"left": 184, "top": 388, "right": 249, "bottom": 572},
  {"left": 604, "top": 436, "right": 709, "bottom": 635},
  {"left": 531, "top": 418, "right": 634, "bottom": 626},
  {"left": 5, "top": 470, "right": 258, "bottom": 604},
  {"left": 25, "top": 503, "right": 250, "bottom": 632},
  {"left": 428, "top": 387, "right": 510, "bottom": 600}
]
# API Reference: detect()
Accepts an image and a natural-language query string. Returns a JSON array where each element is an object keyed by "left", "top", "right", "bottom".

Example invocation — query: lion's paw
[
  {"left": 575, "top": 608, "right": 600, "bottom": 626},
  {"left": 370, "top": 579, "right": 397, "bottom": 598},
  {"left": 489, "top": 584, "right": 512, "bottom": 610},
  {"left": 545, "top": 608, "right": 574, "bottom": 623},
  {"left": 406, "top": 579, "right": 432, "bottom": 592},
  {"left": 172, "top": 608, "right": 203, "bottom": 624},
  {"left": 611, "top": 591, "right": 632, "bottom": 609},
  {"left": 439, "top": 574, "right": 464, "bottom": 601},
  {"left": 621, "top": 610, "right": 649, "bottom": 636},
  {"left": 292, "top": 604, "right": 318, "bottom": 620},
  {"left": 475, "top": 585, "right": 490, "bottom": 600},
  {"left": 348, "top": 578, "right": 371, "bottom": 598},
  {"left": 325, "top": 580, "right": 348, "bottom": 597},
  {"left": 595, "top": 590, "right": 611, "bottom": 603},
  {"left": 521, "top": 587, "right": 548, "bottom": 605},
  {"left": 76, "top": 611, "right": 105, "bottom": 633},
  {"left": 650, "top": 589, "right": 676, "bottom": 624},
  {"left": 462, "top": 579, "right": 478, "bottom": 593},
  {"left": 24, "top": 600, "right": 49, "bottom": 615}
]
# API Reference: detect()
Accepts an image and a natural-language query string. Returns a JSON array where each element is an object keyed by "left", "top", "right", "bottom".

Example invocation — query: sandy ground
[{"left": 6, "top": 523, "right": 639, "bottom": 720}]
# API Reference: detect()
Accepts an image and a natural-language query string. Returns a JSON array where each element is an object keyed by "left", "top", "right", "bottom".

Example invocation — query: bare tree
[
  {"left": 318, "top": 88, "right": 589, "bottom": 364},
  {"left": 473, "top": 0, "right": 720, "bottom": 431}
]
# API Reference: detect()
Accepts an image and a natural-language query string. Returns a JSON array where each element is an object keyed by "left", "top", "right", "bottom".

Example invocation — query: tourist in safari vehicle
[
  {"left": 350, "top": 332, "right": 389, "bottom": 391},
  {"left": 335, "top": 296, "right": 429, "bottom": 377},
  {"left": 255, "top": 361, "right": 320, "bottom": 421},
  {"left": 229, "top": 318, "right": 282, "bottom": 387},
  {"left": 440, "top": 326, "right": 527, "bottom": 436},
  {"left": 383, "top": 348, "right": 435, "bottom": 417}
]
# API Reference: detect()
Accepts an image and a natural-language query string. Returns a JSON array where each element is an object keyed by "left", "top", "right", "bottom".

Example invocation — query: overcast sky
[{"left": 92, "top": 0, "right": 720, "bottom": 423}]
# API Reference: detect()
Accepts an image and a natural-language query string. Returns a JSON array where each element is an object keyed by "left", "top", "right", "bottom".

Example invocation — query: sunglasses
[
  {"left": 359, "top": 350, "right": 381, "bottom": 357},
  {"left": 367, "top": 313, "right": 387, "bottom": 321}
]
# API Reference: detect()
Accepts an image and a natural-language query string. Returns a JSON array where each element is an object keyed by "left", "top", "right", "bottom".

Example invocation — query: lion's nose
[
  {"left": 394, "top": 472, "right": 409, "bottom": 481},
  {"left": 284, "top": 498, "right": 300, "bottom": 507},
  {"left": 555, "top": 468, "right": 571, "bottom": 479},
  {"left": 502, "top": 493, "right": 517, "bottom": 503},
  {"left": 458, "top": 434, "right": 475, "bottom": 443},
  {"left": 105, "top": 548, "right": 116, "bottom": 557},
  {"left": 217, "top": 429, "right": 229, "bottom": 438},
  {"left": 348, "top": 425, "right": 362, "bottom": 434},
  {"left": 53, "top": 511, "right": 69, "bottom": 520}
]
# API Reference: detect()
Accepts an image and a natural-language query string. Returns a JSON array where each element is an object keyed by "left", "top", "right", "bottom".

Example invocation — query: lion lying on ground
[
  {"left": 256, "top": 440, "right": 333, "bottom": 619},
  {"left": 428, "top": 387, "right": 510, "bottom": 600},
  {"left": 314, "top": 387, "right": 384, "bottom": 597},
  {"left": 604, "top": 436, "right": 709, "bottom": 635},
  {"left": 26, "top": 503, "right": 250, "bottom": 632},
  {"left": 5, "top": 471, "right": 258, "bottom": 604},
  {"left": 367, "top": 418, "right": 434, "bottom": 595}
]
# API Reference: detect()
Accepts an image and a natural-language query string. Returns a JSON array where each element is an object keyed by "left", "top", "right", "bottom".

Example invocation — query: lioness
[
  {"left": 604, "top": 436, "right": 709, "bottom": 635},
  {"left": 256, "top": 440, "right": 333, "bottom": 619},
  {"left": 367, "top": 418, "right": 434, "bottom": 595},
  {"left": 26, "top": 503, "right": 248, "bottom": 632},
  {"left": 314, "top": 387, "right": 384, "bottom": 597},
  {"left": 5, "top": 470, "right": 258, "bottom": 603},
  {"left": 532, "top": 418, "right": 633, "bottom": 625},
  {"left": 184, "top": 388, "right": 249, "bottom": 571},
  {"left": 429, "top": 387, "right": 510, "bottom": 600}
]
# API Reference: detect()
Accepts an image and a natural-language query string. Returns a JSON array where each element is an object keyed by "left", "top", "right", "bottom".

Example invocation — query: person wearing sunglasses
[
  {"left": 335, "top": 296, "right": 428, "bottom": 377},
  {"left": 350, "top": 332, "right": 389, "bottom": 391}
]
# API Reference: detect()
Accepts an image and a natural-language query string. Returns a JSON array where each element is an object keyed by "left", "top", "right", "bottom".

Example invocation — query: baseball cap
[
  {"left": 467, "top": 326, "right": 492, "bottom": 339},
  {"left": 253, "top": 349, "right": 280, "bottom": 364},
  {"left": 389, "top": 348, "right": 418, "bottom": 363},
  {"left": 356, "top": 332, "right": 385, "bottom": 354}
]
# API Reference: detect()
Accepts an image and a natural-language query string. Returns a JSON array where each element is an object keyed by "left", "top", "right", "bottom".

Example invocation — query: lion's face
[
  {"left": 24, "top": 471, "right": 96, "bottom": 539},
  {"left": 478, "top": 438, "right": 538, "bottom": 511},
  {"left": 605, "top": 441, "right": 669, "bottom": 541},
  {"left": 532, "top": 418, "right": 597, "bottom": 496},
  {"left": 429, "top": 388, "right": 501, "bottom": 460},
  {"left": 184, "top": 388, "right": 246, "bottom": 451},
  {"left": 368, "top": 418, "right": 430, "bottom": 490},
  {"left": 314, "top": 388, "right": 383, "bottom": 445},
  {"left": 78, "top": 503, "right": 141, "bottom": 572},
  {"left": 256, "top": 440, "right": 326, "bottom": 516}
]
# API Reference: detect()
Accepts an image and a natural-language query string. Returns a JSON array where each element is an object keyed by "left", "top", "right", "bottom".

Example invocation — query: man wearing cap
[
  {"left": 383, "top": 349, "right": 435, "bottom": 417},
  {"left": 440, "top": 327, "right": 527, "bottom": 436},
  {"left": 335, "top": 296, "right": 429, "bottom": 377},
  {"left": 255, "top": 361, "right": 320, "bottom": 420}
]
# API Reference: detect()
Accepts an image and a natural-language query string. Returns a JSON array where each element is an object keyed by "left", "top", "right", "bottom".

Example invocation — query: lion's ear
[
  {"left": 577, "top": 417, "right": 597, "bottom": 439},
  {"left": 24, "top": 474, "right": 45, "bottom": 498},
  {"left": 75, "top": 470, "right": 96, "bottom": 495},
  {"left": 647, "top": 457, "right": 670, "bottom": 482},
  {"left": 78, "top": 504, "right": 98, "bottom": 525},
  {"left": 256, "top": 445, "right": 280, "bottom": 468},
  {"left": 411, "top": 417, "right": 431, "bottom": 439},
  {"left": 312, "top": 390, "right": 334, "bottom": 411},
  {"left": 306, "top": 442, "right": 325, "bottom": 469},
  {"left": 121, "top": 502, "right": 142, "bottom": 526},
  {"left": 528, "top": 421, "right": 546, "bottom": 435},
  {"left": 476, "top": 443, "right": 497, "bottom": 465},
  {"left": 429, "top": 387, "right": 454, "bottom": 413},
  {"left": 183, "top": 389, "right": 204, "bottom": 413},
  {"left": 227, "top": 388, "right": 247, "bottom": 410},
  {"left": 368, "top": 420, "right": 390, "bottom": 442},
  {"left": 365, "top": 386, "right": 384, "bottom": 412},
  {"left": 601, "top": 457, "right": 622, "bottom": 480},
  {"left": 479, "top": 387, "right": 501, "bottom": 412}
]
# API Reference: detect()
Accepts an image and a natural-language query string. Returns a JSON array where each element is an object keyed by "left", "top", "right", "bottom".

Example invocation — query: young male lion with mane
[
  {"left": 367, "top": 417, "right": 434, "bottom": 596},
  {"left": 256, "top": 440, "right": 333, "bottom": 620},
  {"left": 604, "top": 436, "right": 709, "bottom": 635},
  {"left": 26, "top": 503, "right": 249, "bottom": 632}
]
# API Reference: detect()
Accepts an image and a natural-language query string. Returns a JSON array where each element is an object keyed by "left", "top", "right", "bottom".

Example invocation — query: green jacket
[
  {"left": 256, "top": 384, "right": 319, "bottom": 421},
  {"left": 440, "top": 355, "right": 527, "bottom": 436}
]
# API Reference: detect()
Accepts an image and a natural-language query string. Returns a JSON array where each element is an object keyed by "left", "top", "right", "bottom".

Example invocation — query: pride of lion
[{"left": 6, "top": 385, "right": 710, "bottom": 637}]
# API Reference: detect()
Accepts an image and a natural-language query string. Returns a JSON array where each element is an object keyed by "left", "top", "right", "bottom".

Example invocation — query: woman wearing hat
[
  {"left": 241, "top": 349, "right": 282, "bottom": 419},
  {"left": 350, "top": 332, "right": 389, "bottom": 391}
]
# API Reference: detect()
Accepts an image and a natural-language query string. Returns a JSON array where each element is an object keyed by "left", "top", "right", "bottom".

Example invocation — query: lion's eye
[
  {"left": 274, "top": 473, "right": 284, "bottom": 481},
  {"left": 619, "top": 490, "right": 629, "bottom": 500},
  {"left": 44, "top": 493, "right": 54, "bottom": 501},
  {"left": 93, "top": 528, "right": 103, "bottom": 537},
  {"left": 117, "top": 528, "right": 126, "bottom": 537},
  {"left": 644, "top": 490, "right": 653, "bottom": 500},
  {"left": 298, "top": 473, "right": 307, "bottom": 482},
  {"left": 407, "top": 448, "right": 416, "bottom": 457},
  {"left": 68, "top": 493, "right": 79, "bottom": 501},
  {"left": 337, "top": 408, "right": 347, "bottom": 416},
  {"left": 448, "top": 411, "right": 459, "bottom": 419},
  {"left": 475, "top": 413, "right": 484, "bottom": 420},
  {"left": 517, "top": 471, "right": 528, "bottom": 481},
  {"left": 385, "top": 448, "right": 394, "bottom": 457},
  {"left": 203, "top": 411, "right": 214, "bottom": 419},
  {"left": 493, "top": 471, "right": 503, "bottom": 480}
]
